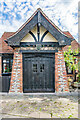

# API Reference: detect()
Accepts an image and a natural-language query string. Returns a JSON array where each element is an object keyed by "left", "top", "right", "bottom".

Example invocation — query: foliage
[
  {"left": 68, "top": 114, "right": 73, "bottom": 118},
  {"left": 50, "top": 112, "right": 53, "bottom": 118},
  {"left": 64, "top": 46, "right": 80, "bottom": 82},
  {"left": 64, "top": 46, "right": 79, "bottom": 71},
  {"left": 76, "top": 73, "right": 80, "bottom": 82}
]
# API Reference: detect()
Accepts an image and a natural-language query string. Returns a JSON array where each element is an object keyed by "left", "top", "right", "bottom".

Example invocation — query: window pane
[
  {"left": 3, "top": 63, "right": 6, "bottom": 73},
  {"left": 3, "top": 63, "right": 9, "bottom": 73},
  {"left": 33, "top": 64, "right": 37, "bottom": 72},
  {"left": 2, "top": 55, "right": 13, "bottom": 73},
  {"left": 40, "top": 64, "right": 44, "bottom": 72},
  {"left": 10, "top": 59, "right": 13, "bottom": 72},
  {"left": 3, "top": 60, "right": 6, "bottom": 63},
  {"left": 6, "top": 60, "right": 9, "bottom": 63},
  {"left": 66, "top": 62, "right": 73, "bottom": 74},
  {"left": 68, "top": 67, "right": 72, "bottom": 73}
]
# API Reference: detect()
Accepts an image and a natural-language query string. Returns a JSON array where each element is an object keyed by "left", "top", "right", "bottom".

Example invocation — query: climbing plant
[{"left": 64, "top": 46, "right": 79, "bottom": 73}]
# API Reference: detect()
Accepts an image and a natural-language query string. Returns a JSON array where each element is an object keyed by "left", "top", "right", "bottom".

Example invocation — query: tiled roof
[
  {"left": 0, "top": 30, "right": 76, "bottom": 53},
  {"left": 62, "top": 31, "right": 79, "bottom": 52},
  {"left": 63, "top": 31, "right": 74, "bottom": 39},
  {"left": 63, "top": 40, "right": 80, "bottom": 51},
  {"left": 0, "top": 32, "right": 15, "bottom": 53}
]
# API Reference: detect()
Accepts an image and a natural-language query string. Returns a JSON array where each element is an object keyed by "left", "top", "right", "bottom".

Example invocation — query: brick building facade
[{"left": 0, "top": 8, "right": 76, "bottom": 93}]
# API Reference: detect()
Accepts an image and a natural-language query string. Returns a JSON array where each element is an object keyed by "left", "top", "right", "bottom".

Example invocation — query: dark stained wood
[
  {"left": 23, "top": 53, "right": 55, "bottom": 92},
  {"left": 20, "top": 50, "right": 58, "bottom": 54},
  {"left": 38, "top": 11, "right": 41, "bottom": 23},
  {"left": 0, "top": 76, "right": 11, "bottom": 92},
  {"left": 8, "top": 13, "right": 38, "bottom": 46},
  {"left": 29, "top": 31, "right": 37, "bottom": 42},
  {"left": 37, "top": 23, "right": 40, "bottom": 42},
  {"left": 41, "top": 14, "right": 72, "bottom": 45},
  {"left": 20, "top": 42, "right": 59, "bottom": 47},
  {"left": 7, "top": 9, "right": 73, "bottom": 46},
  {"left": 40, "top": 30, "right": 49, "bottom": 42}
]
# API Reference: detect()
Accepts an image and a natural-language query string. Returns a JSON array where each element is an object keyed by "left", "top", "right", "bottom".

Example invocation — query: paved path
[{"left": 0, "top": 92, "right": 79, "bottom": 118}]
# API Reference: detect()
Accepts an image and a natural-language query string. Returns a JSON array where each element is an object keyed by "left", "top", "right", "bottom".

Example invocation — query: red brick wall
[
  {"left": 9, "top": 50, "right": 23, "bottom": 93},
  {"left": 55, "top": 50, "right": 69, "bottom": 92}
]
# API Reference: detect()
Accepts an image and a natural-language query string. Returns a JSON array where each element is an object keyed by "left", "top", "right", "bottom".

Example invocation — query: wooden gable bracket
[
  {"left": 27, "top": 11, "right": 49, "bottom": 43},
  {"left": 7, "top": 8, "right": 74, "bottom": 47},
  {"left": 37, "top": 11, "right": 41, "bottom": 42},
  {"left": 29, "top": 31, "right": 37, "bottom": 42}
]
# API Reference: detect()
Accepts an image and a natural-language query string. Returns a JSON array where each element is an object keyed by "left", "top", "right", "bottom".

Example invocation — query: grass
[
  {"left": 59, "top": 102, "right": 62, "bottom": 105},
  {"left": 50, "top": 112, "right": 53, "bottom": 118},
  {"left": 35, "top": 107, "right": 37, "bottom": 110},
  {"left": 19, "top": 104, "right": 23, "bottom": 107},
  {"left": 54, "top": 101, "right": 57, "bottom": 104},
  {"left": 67, "top": 103, "right": 70, "bottom": 105},
  {"left": 68, "top": 114, "right": 73, "bottom": 118},
  {"left": 31, "top": 102, "right": 37, "bottom": 105},
  {"left": 23, "top": 106, "right": 27, "bottom": 109},
  {"left": 65, "top": 109, "right": 68, "bottom": 111}
]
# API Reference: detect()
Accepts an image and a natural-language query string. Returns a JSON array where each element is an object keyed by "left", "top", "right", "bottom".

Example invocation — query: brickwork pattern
[
  {"left": 55, "top": 50, "right": 69, "bottom": 92},
  {"left": 9, "top": 51, "right": 23, "bottom": 93}
]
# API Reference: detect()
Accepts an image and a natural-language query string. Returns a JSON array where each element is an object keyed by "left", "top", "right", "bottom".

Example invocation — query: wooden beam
[
  {"left": 40, "top": 30, "right": 49, "bottom": 42},
  {"left": 29, "top": 31, "right": 37, "bottom": 42},
  {"left": 20, "top": 42, "right": 59, "bottom": 47},
  {"left": 38, "top": 11, "right": 41, "bottom": 23},
  {"left": 20, "top": 50, "right": 58, "bottom": 53},
  {"left": 37, "top": 24, "right": 40, "bottom": 42}
]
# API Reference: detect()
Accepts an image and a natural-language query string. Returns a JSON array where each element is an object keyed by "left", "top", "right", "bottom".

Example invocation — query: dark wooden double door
[{"left": 23, "top": 53, "right": 55, "bottom": 92}]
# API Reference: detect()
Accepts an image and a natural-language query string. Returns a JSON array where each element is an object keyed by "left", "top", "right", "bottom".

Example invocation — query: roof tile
[{"left": 0, "top": 32, "right": 15, "bottom": 53}]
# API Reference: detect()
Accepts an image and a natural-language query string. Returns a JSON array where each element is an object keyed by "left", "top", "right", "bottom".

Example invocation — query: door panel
[{"left": 23, "top": 53, "right": 55, "bottom": 92}]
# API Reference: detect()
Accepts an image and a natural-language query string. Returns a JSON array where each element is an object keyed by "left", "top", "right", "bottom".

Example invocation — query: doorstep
[{"left": 0, "top": 91, "right": 78, "bottom": 96}]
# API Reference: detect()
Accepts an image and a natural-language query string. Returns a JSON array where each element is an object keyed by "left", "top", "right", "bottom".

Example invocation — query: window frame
[
  {"left": 65, "top": 62, "right": 73, "bottom": 74},
  {"left": 2, "top": 54, "right": 13, "bottom": 75}
]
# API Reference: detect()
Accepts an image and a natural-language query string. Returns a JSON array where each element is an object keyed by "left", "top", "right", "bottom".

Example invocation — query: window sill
[
  {"left": 2, "top": 73, "right": 11, "bottom": 76},
  {"left": 67, "top": 73, "right": 73, "bottom": 75},
  {"left": 67, "top": 74, "right": 73, "bottom": 76}
]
